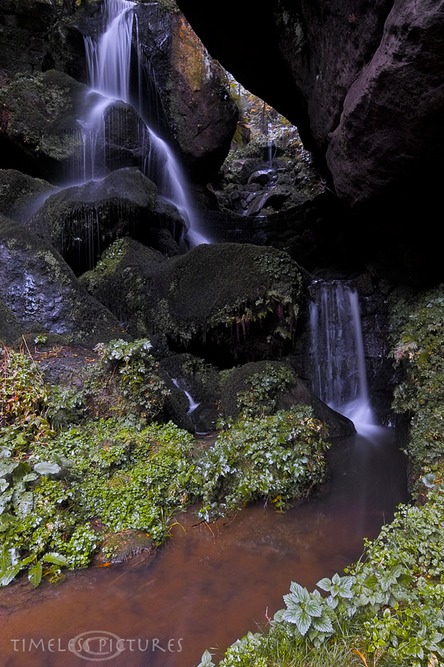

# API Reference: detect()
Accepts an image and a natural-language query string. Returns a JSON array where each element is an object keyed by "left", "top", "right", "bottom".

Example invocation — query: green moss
[
  {"left": 150, "top": 243, "right": 303, "bottom": 349},
  {"left": 389, "top": 285, "right": 444, "bottom": 494}
]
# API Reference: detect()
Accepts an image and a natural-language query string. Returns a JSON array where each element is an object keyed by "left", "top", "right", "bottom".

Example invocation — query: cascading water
[
  {"left": 172, "top": 378, "right": 200, "bottom": 417},
  {"left": 309, "top": 279, "right": 376, "bottom": 432},
  {"left": 77, "top": 0, "right": 210, "bottom": 247}
]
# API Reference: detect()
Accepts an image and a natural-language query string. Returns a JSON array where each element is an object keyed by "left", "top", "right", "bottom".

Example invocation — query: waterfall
[
  {"left": 309, "top": 279, "right": 376, "bottom": 432},
  {"left": 77, "top": 0, "right": 210, "bottom": 247},
  {"left": 172, "top": 379, "right": 200, "bottom": 417}
]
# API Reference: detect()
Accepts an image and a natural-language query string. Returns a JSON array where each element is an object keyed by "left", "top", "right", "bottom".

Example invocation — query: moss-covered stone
[
  {"left": 220, "top": 359, "right": 355, "bottom": 438},
  {"left": 80, "top": 237, "right": 166, "bottom": 336},
  {"left": 83, "top": 241, "right": 304, "bottom": 364},
  {"left": 0, "top": 70, "right": 88, "bottom": 181},
  {"left": 0, "top": 169, "right": 57, "bottom": 223}
]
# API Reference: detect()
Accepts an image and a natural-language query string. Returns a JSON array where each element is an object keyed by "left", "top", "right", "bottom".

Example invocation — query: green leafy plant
[
  {"left": 0, "top": 345, "right": 53, "bottom": 451},
  {"left": 280, "top": 582, "right": 335, "bottom": 643},
  {"left": 89, "top": 338, "right": 170, "bottom": 422},
  {"left": 236, "top": 363, "right": 295, "bottom": 417},
  {"left": 196, "top": 405, "right": 329, "bottom": 521}
]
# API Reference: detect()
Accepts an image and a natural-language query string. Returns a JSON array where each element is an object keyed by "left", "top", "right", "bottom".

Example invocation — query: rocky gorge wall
[{"left": 176, "top": 0, "right": 444, "bottom": 287}]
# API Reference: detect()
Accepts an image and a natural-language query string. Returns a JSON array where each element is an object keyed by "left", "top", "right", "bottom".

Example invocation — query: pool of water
[{"left": 0, "top": 427, "right": 409, "bottom": 667}]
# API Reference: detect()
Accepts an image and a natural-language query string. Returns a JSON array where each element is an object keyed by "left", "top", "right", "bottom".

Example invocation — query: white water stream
[
  {"left": 77, "top": 0, "right": 210, "bottom": 247},
  {"left": 309, "top": 279, "right": 377, "bottom": 434}
]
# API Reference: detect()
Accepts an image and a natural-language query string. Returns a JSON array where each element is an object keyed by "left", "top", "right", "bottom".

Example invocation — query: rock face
[
  {"left": 134, "top": 5, "right": 239, "bottom": 182},
  {"left": 0, "top": 214, "right": 122, "bottom": 345},
  {"left": 176, "top": 0, "right": 444, "bottom": 284},
  {"left": 0, "top": 0, "right": 58, "bottom": 81}
]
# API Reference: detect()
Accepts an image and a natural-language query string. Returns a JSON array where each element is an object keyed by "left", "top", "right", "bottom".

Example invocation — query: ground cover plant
[{"left": 0, "top": 337, "right": 330, "bottom": 588}]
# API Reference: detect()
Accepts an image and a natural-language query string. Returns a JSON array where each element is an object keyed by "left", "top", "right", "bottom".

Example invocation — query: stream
[{"left": 0, "top": 425, "right": 408, "bottom": 667}]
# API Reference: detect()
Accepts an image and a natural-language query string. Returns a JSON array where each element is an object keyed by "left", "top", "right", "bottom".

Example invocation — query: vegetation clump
[
  {"left": 389, "top": 286, "right": 444, "bottom": 496},
  {"left": 197, "top": 405, "right": 330, "bottom": 521},
  {"left": 0, "top": 337, "right": 328, "bottom": 589}
]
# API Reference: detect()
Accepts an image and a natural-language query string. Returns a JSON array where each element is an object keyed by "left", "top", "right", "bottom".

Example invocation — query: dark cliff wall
[{"left": 176, "top": 0, "right": 444, "bottom": 286}]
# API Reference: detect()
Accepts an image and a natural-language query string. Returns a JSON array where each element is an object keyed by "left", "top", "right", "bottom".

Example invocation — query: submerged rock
[{"left": 93, "top": 529, "right": 156, "bottom": 566}]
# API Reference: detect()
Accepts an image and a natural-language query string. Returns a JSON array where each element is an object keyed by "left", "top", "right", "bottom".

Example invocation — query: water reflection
[{"left": 0, "top": 427, "right": 408, "bottom": 667}]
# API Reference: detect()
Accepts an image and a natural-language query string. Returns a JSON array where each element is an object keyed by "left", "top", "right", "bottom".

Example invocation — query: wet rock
[
  {"left": 134, "top": 4, "right": 239, "bottom": 182},
  {"left": 0, "top": 214, "right": 122, "bottom": 346},
  {"left": 26, "top": 167, "right": 185, "bottom": 275},
  {"left": 160, "top": 352, "right": 220, "bottom": 434}
]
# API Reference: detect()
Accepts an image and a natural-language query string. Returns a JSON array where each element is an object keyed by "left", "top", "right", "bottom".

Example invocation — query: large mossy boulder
[
  {"left": 0, "top": 70, "right": 89, "bottom": 181},
  {"left": 26, "top": 167, "right": 185, "bottom": 274},
  {"left": 0, "top": 214, "right": 122, "bottom": 346},
  {"left": 81, "top": 240, "right": 303, "bottom": 364}
]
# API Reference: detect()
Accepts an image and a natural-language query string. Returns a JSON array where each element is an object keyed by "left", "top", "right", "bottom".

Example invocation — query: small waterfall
[
  {"left": 172, "top": 379, "right": 200, "bottom": 417},
  {"left": 267, "top": 122, "right": 273, "bottom": 167},
  {"left": 76, "top": 0, "right": 210, "bottom": 247},
  {"left": 309, "top": 279, "right": 376, "bottom": 432}
]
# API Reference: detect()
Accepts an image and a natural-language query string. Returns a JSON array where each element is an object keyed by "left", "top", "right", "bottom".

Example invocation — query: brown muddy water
[{"left": 0, "top": 427, "right": 409, "bottom": 667}]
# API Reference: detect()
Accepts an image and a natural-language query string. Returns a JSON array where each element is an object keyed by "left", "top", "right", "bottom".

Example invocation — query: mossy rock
[
  {"left": 221, "top": 359, "right": 356, "bottom": 438},
  {"left": 80, "top": 237, "right": 167, "bottom": 336},
  {"left": 0, "top": 299, "right": 27, "bottom": 346},
  {"left": 0, "top": 169, "right": 58, "bottom": 223},
  {"left": 82, "top": 241, "right": 303, "bottom": 364},
  {"left": 0, "top": 70, "right": 89, "bottom": 181},
  {"left": 148, "top": 242, "right": 303, "bottom": 364}
]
